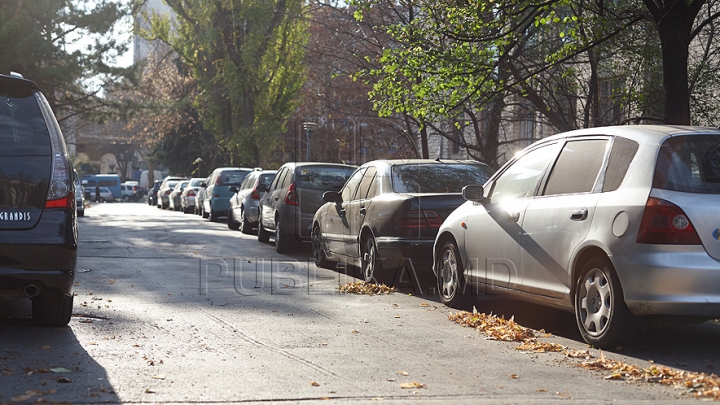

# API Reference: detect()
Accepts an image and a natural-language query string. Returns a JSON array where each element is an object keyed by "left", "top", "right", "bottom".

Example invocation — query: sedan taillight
[
  {"left": 284, "top": 182, "right": 299, "bottom": 206},
  {"left": 637, "top": 197, "right": 701, "bottom": 245},
  {"left": 188, "top": 189, "right": 196, "bottom": 197},
  {"left": 395, "top": 210, "right": 442, "bottom": 229}
]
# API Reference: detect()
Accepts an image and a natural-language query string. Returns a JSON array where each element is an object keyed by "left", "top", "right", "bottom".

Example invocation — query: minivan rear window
[
  {"left": 392, "top": 163, "right": 494, "bottom": 194},
  {"left": 0, "top": 88, "right": 51, "bottom": 156},
  {"left": 296, "top": 166, "right": 355, "bottom": 190},
  {"left": 218, "top": 170, "right": 251, "bottom": 186},
  {"left": 653, "top": 135, "right": 720, "bottom": 194}
]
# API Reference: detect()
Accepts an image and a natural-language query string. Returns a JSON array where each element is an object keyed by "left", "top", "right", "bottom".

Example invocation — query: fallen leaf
[
  {"left": 399, "top": 382, "right": 425, "bottom": 389},
  {"left": 42, "top": 345, "right": 50, "bottom": 350},
  {"left": 108, "top": 280, "right": 115, "bottom": 284},
  {"left": 56, "top": 377, "right": 72, "bottom": 383},
  {"left": 397, "top": 371, "right": 409, "bottom": 376},
  {"left": 351, "top": 330, "right": 359, "bottom": 334},
  {"left": 87, "top": 341, "right": 97, "bottom": 345},
  {"left": 420, "top": 303, "right": 430, "bottom": 307},
  {"left": 310, "top": 381, "right": 320, "bottom": 387},
  {"left": 151, "top": 374, "right": 166, "bottom": 380},
  {"left": 509, "top": 374, "right": 518, "bottom": 379},
  {"left": 144, "top": 388, "right": 155, "bottom": 394},
  {"left": 604, "top": 373, "right": 625, "bottom": 380},
  {"left": 394, "top": 314, "right": 400, "bottom": 318},
  {"left": 536, "top": 388, "right": 548, "bottom": 392},
  {"left": 50, "top": 368, "right": 72, "bottom": 373},
  {"left": 11, "top": 390, "right": 43, "bottom": 402}
]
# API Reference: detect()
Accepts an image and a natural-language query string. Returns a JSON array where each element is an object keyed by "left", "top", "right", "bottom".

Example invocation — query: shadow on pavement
[{"left": 0, "top": 299, "right": 119, "bottom": 404}]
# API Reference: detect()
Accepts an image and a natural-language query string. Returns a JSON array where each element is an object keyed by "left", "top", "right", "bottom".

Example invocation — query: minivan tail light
[
  {"left": 637, "top": 197, "right": 701, "bottom": 245},
  {"left": 284, "top": 182, "right": 299, "bottom": 206},
  {"left": 36, "top": 93, "right": 71, "bottom": 202},
  {"left": 251, "top": 180, "right": 261, "bottom": 200},
  {"left": 45, "top": 192, "right": 73, "bottom": 209},
  {"left": 395, "top": 210, "right": 442, "bottom": 229}
]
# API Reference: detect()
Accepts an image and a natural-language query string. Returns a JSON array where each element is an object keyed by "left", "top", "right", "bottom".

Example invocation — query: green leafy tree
[
  {"left": 353, "top": 0, "right": 720, "bottom": 165},
  {"left": 145, "top": 0, "right": 308, "bottom": 167},
  {"left": 0, "top": 0, "right": 138, "bottom": 123}
]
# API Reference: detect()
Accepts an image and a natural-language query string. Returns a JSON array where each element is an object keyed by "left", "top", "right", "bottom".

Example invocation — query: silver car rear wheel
[{"left": 575, "top": 257, "right": 636, "bottom": 349}]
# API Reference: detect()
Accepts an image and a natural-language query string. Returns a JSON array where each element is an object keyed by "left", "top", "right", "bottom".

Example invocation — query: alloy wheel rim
[
  {"left": 440, "top": 248, "right": 458, "bottom": 300},
  {"left": 579, "top": 268, "right": 612, "bottom": 337},
  {"left": 312, "top": 228, "right": 323, "bottom": 264},
  {"left": 362, "top": 239, "right": 375, "bottom": 282}
]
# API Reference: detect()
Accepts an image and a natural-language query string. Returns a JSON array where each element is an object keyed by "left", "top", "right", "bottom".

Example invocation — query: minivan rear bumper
[
  {"left": 614, "top": 246, "right": 720, "bottom": 317},
  {"left": 0, "top": 210, "right": 77, "bottom": 297}
]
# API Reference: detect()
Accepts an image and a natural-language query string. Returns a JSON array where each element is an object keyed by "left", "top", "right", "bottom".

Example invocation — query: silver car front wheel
[{"left": 436, "top": 240, "right": 469, "bottom": 308}]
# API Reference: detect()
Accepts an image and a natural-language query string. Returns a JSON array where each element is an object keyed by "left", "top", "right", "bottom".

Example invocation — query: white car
[
  {"left": 89, "top": 187, "right": 114, "bottom": 202},
  {"left": 434, "top": 125, "right": 720, "bottom": 349}
]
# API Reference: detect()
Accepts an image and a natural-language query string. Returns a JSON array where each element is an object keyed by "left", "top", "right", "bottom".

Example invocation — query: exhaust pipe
[{"left": 24, "top": 284, "right": 39, "bottom": 298}]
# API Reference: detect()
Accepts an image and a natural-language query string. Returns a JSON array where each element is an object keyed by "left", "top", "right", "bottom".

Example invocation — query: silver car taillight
[{"left": 35, "top": 92, "right": 71, "bottom": 201}]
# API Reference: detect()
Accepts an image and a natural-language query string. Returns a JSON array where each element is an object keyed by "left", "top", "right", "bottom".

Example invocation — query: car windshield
[
  {"left": 295, "top": 166, "right": 355, "bottom": 190},
  {"left": 653, "top": 135, "right": 720, "bottom": 194},
  {"left": 190, "top": 179, "right": 204, "bottom": 187},
  {"left": 259, "top": 173, "right": 275, "bottom": 186},
  {"left": 218, "top": 170, "right": 251, "bottom": 186},
  {"left": 392, "top": 163, "right": 494, "bottom": 194},
  {"left": 166, "top": 181, "right": 179, "bottom": 189}
]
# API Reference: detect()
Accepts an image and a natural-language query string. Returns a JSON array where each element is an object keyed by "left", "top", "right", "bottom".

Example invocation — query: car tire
[
  {"left": 436, "top": 240, "right": 471, "bottom": 309},
  {"left": 32, "top": 294, "right": 73, "bottom": 327},
  {"left": 77, "top": 208, "right": 84, "bottom": 217},
  {"left": 209, "top": 206, "right": 219, "bottom": 222},
  {"left": 275, "top": 221, "right": 293, "bottom": 253},
  {"left": 312, "top": 225, "right": 334, "bottom": 269},
  {"left": 227, "top": 208, "right": 240, "bottom": 230},
  {"left": 239, "top": 208, "right": 253, "bottom": 235},
  {"left": 575, "top": 256, "right": 637, "bottom": 349},
  {"left": 122, "top": 195, "right": 130, "bottom": 202},
  {"left": 257, "top": 219, "right": 271, "bottom": 243},
  {"left": 201, "top": 205, "right": 209, "bottom": 219},
  {"left": 360, "top": 235, "right": 382, "bottom": 283}
]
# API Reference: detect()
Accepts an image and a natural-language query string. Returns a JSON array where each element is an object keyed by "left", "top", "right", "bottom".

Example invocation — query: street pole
[{"left": 302, "top": 122, "right": 317, "bottom": 162}]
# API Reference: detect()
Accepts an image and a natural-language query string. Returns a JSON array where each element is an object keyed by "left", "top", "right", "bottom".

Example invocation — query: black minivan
[{"left": 0, "top": 73, "right": 77, "bottom": 326}]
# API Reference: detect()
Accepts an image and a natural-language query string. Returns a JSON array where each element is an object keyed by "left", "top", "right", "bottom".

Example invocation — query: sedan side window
[
  {"left": 543, "top": 139, "right": 609, "bottom": 196},
  {"left": 356, "top": 167, "right": 377, "bottom": 200},
  {"left": 341, "top": 168, "right": 366, "bottom": 202},
  {"left": 269, "top": 168, "right": 286, "bottom": 192},
  {"left": 491, "top": 143, "right": 560, "bottom": 202}
]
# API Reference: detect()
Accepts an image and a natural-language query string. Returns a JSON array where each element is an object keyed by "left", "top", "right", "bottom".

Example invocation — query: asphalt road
[{"left": 1, "top": 201, "right": 718, "bottom": 404}]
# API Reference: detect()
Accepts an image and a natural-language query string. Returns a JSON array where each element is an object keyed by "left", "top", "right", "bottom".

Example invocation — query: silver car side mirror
[{"left": 462, "top": 185, "right": 488, "bottom": 204}]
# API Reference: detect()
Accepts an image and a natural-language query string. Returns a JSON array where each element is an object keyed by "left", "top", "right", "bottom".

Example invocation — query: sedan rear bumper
[
  {"left": 614, "top": 247, "right": 720, "bottom": 317},
  {"left": 375, "top": 237, "right": 435, "bottom": 273}
]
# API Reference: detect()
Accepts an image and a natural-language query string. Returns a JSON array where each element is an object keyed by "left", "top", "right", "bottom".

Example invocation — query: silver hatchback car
[{"left": 434, "top": 125, "right": 720, "bottom": 348}]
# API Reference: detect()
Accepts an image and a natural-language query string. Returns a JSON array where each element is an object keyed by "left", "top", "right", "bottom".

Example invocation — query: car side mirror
[
  {"left": 179, "top": 188, "right": 185, "bottom": 192},
  {"left": 256, "top": 184, "right": 267, "bottom": 193},
  {"left": 323, "top": 191, "right": 342, "bottom": 204},
  {"left": 228, "top": 186, "right": 238, "bottom": 193},
  {"left": 81, "top": 180, "right": 88, "bottom": 186},
  {"left": 462, "top": 185, "right": 488, "bottom": 204},
  {"left": 201, "top": 182, "right": 207, "bottom": 188}
]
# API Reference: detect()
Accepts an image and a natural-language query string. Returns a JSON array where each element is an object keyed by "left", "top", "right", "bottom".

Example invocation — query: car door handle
[
  {"left": 359, "top": 207, "right": 367, "bottom": 215},
  {"left": 571, "top": 208, "right": 588, "bottom": 221},
  {"left": 507, "top": 211, "right": 520, "bottom": 223}
]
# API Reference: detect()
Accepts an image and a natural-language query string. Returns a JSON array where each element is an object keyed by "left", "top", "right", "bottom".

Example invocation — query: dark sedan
[{"left": 312, "top": 159, "right": 494, "bottom": 285}]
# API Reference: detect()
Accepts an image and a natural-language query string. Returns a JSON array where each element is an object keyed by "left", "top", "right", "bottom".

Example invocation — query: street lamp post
[
  {"left": 303, "top": 122, "right": 317, "bottom": 162},
  {"left": 193, "top": 157, "right": 203, "bottom": 178}
]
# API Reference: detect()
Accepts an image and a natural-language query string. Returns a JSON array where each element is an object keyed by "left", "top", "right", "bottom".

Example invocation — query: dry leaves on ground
[
  {"left": 399, "top": 382, "right": 426, "bottom": 389},
  {"left": 450, "top": 308, "right": 720, "bottom": 401},
  {"left": 448, "top": 308, "right": 535, "bottom": 342},
  {"left": 338, "top": 282, "right": 397, "bottom": 295}
]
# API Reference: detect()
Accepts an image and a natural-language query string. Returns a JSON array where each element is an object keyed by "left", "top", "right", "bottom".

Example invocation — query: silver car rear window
[{"left": 653, "top": 135, "right": 720, "bottom": 194}]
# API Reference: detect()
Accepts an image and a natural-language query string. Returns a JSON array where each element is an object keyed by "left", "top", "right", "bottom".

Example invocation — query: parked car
[
  {"left": 0, "top": 72, "right": 77, "bottom": 326},
  {"left": 227, "top": 170, "right": 277, "bottom": 233},
  {"left": 157, "top": 176, "right": 186, "bottom": 209},
  {"left": 433, "top": 125, "right": 720, "bottom": 349},
  {"left": 313, "top": 160, "right": 494, "bottom": 283},
  {"left": 120, "top": 182, "right": 140, "bottom": 202},
  {"left": 74, "top": 170, "right": 85, "bottom": 217},
  {"left": 89, "top": 187, "right": 114, "bottom": 202},
  {"left": 168, "top": 180, "right": 190, "bottom": 211},
  {"left": 147, "top": 180, "right": 161, "bottom": 206},
  {"left": 258, "top": 162, "right": 355, "bottom": 253},
  {"left": 195, "top": 176, "right": 211, "bottom": 216},
  {"left": 180, "top": 178, "right": 206, "bottom": 214},
  {"left": 202, "top": 167, "right": 257, "bottom": 222}
]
